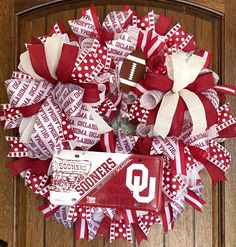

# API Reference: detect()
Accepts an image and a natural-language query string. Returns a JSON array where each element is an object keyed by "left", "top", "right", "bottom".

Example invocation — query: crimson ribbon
[
  {"left": 31, "top": 36, "right": 42, "bottom": 44},
  {"left": 31, "top": 22, "right": 71, "bottom": 44},
  {"left": 56, "top": 43, "right": 101, "bottom": 102},
  {"left": 38, "top": 202, "right": 60, "bottom": 218},
  {"left": 218, "top": 124, "right": 236, "bottom": 138},
  {"left": 86, "top": 4, "right": 102, "bottom": 37},
  {"left": 100, "top": 131, "right": 116, "bottom": 153},
  {"left": 75, "top": 218, "right": 89, "bottom": 240},
  {"left": 11, "top": 42, "right": 103, "bottom": 118},
  {"left": 142, "top": 72, "right": 217, "bottom": 136},
  {"left": 29, "top": 42, "right": 102, "bottom": 103},
  {"left": 122, "top": 5, "right": 134, "bottom": 29},
  {"left": 188, "top": 145, "right": 226, "bottom": 182},
  {"left": 82, "top": 4, "right": 117, "bottom": 44},
  {"left": 134, "top": 137, "right": 153, "bottom": 155},
  {"left": 56, "top": 44, "right": 79, "bottom": 83},
  {"left": 185, "top": 189, "right": 206, "bottom": 211},
  {"left": 147, "top": 54, "right": 166, "bottom": 73},
  {"left": 96, "top": 218, "right": 110, "bottom": 240},
  {"left": 161, "top": 201, "right": 174, "bottom": 232},
  {"left": 49, "top": 21, "right": 68, "bottom": 35},
  {"left": 15, "top": 101, "right": 44, "bottom": 117},
  {"left": 79, "top": 83, "right": 101, "bottom": 103},
  {"left": 132, "top": 223, "right": 148, "bottom": 244},
  {"left": 89, "top": 4, "right": 132, "bottom": 45},
  {"left": 6, "top": 157, "right": 51, "bottom": 176},
  {"left": 155, "top": 12, "right": 173, "bottom": 35},
  {"left": 28, "top": 44, "right": 57, "bottom": 84},
  {"left": 99, "top": 28, "right": 114, "bottom": 46}
]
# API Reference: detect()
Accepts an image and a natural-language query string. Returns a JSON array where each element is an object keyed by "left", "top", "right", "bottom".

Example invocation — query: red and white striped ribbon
[
  {"left": 76, "top": 218, "right": 88, "bottom": 240},
  {"left": 162, "top": 203, "right": 174, "bottom": 232},
  {"left": 172, "top": 141, "right": 187, "bottom": 176},
  {"left": 184, "top": 189, "right": 205, "bottom": 211},
  {"left": 100, "top": 130, "right": 115, "bottom": 153},
  {"left": 123, "top": 209, "right": 138, "bottom": 224},
  {"left": 39, "top": 202, "right": 59, "bottom": 218}
]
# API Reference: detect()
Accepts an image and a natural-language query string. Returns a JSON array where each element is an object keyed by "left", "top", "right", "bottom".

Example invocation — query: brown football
[{"left": 120, "top": 49, "right": 146, "bottom": 93}]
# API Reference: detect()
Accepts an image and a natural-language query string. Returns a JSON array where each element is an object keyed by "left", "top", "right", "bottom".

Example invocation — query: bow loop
[
  {"left": 166, "top": 53, "right": 206, "bottom": 93},
  {"left": 153, "top": 52, "right": 208, "bottom": 137},
  {"left": 166, "top": 53, "right": 189, "bottom": 92}
]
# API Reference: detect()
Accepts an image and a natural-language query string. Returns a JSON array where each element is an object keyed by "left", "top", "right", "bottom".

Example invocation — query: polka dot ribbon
[
  {"left": 5, "top": 137, "right": 29, "bottom": 158},
  {"left": 132, "top": 11, "right": 155, "bottom": 29},
  {"left": 129, "top": 99, "right": 149, "bottom": 124}
]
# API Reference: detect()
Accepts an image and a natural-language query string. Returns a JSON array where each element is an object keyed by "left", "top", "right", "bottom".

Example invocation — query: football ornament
[{"left": 120, "top": 48, "right": 146, "bottom": 92}]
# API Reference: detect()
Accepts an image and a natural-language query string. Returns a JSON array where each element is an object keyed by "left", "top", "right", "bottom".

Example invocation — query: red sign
[{"left": 50, "top": 151, "right": 164, "bottom": 212}]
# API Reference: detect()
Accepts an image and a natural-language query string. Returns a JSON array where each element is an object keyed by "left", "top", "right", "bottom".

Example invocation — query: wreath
[{"left": 1, "top": 5, "right": 236, "bottom": 244}]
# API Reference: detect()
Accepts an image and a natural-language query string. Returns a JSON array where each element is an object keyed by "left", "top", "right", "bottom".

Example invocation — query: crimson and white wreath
[{"left": 1, "top": 5, "right": 236, "bottom": 244}]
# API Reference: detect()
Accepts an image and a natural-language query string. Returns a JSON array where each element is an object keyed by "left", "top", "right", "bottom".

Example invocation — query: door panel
[
  {"left": 225, "top": 1, "right": 236, "bottom": 246},
  {"left": 0, "top": 0, "right": 235, "bottom": 246}
]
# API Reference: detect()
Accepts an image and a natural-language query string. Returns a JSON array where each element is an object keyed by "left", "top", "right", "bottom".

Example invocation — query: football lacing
[{"left": 128, "top": 62, "right": 137, "bottom": 81}]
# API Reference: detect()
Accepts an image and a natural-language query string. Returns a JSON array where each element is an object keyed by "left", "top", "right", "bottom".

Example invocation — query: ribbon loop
[{"left": 166, "top": 53, "right": 189, "bottom": 91}]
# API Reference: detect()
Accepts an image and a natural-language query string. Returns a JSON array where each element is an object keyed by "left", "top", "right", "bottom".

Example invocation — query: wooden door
[{"left": 0, "top": 0, "right": 235, "bottom": 246}]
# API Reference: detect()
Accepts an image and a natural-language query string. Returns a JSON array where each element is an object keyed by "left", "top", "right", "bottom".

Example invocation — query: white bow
[{"left": 153, "top": 52, "right": 207, "bottom": 138}]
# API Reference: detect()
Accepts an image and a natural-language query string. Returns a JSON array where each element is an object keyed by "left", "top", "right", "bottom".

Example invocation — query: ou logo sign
[{"left": 126, "top": 164, "right": 156, "bottom": 203}]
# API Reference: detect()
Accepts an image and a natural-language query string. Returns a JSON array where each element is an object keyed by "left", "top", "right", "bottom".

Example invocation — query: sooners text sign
[{"left": 49, "top": 150, "right": 164, "bottom": 211}]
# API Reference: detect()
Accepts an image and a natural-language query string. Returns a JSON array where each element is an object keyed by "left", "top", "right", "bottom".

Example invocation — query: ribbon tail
[
  {"left": 6, "top": 157, "right": 51, "bottom": 176},
  {"left": 84, "top": 103, "right": 113, "bottom": 134},
  {"left": 214, "top": 85, "right": 236, "bottom": 96},
  {"left": 123, "top": 210, "right": 138, "bottom": 225},
  {"left": 155, "top": 12, "right": 173, "bottom": 35},
  {"left": 218, "top": 124, "right": 236, "bottom": 138},
  {"left": 132, "top": 223, "right": 148, "bottom": 244},
  {"left": 38, "top": 202, "right": 60, "bottom": 218},
  {"left": 204, "top": 161, "right": 227, "bottom": 182},
  {"left": 170, "top": 141, "right": 186, "bottom": 176},
  {"left": 153, "top": 91, "right": 179, "bottom": 138},
  {"left": 179, "top": 89, "right": 207, "bottom": 135},
  {"left": 161, "top": 203, "right": 174, "bottom": 232},
  {"left": 188, "top": 146, "right": 226, "bottom": 182},
  {"left": 76, "top": 218, "right": 88, "bottom": 240},
  {"left": 96, "top": 218, "right": 110, "bottom": 240},
  {"left": 184, "top": 189, "right": 205, "bottom": 211}
]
